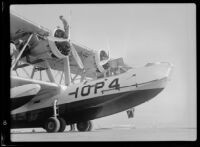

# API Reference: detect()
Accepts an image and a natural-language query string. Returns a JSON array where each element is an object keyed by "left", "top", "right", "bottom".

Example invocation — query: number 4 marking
[{"left": 108, "top": 78, "right": 120, "bottom": 90}]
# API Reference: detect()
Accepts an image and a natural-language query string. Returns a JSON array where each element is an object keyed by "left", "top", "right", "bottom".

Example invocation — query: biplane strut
[
  {"left": 11, "top": 33, "right": 33, "bottom": 71},
  {"left": 63, "top": 56, "right": 71, "bottom": 86}
]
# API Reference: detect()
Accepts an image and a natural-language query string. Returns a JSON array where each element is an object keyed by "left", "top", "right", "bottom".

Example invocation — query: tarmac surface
[{"left": 10, "top": 127, "right": 196, "bottom": 142}]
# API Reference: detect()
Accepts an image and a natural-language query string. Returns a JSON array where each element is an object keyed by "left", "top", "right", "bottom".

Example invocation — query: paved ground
[{"left": 10, "top": 128, "right": 196, "bottom": 142}]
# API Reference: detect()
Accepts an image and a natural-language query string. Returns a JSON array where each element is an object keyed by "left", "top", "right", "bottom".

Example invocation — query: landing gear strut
[{"left": 44, "top": 100, "right": 66, "bottom": 133}]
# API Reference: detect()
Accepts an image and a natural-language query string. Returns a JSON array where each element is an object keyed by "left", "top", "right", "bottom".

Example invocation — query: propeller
[
  {"left": 98, "top": 36, "right": 111, "bottom": 66},
  {"left": 59, "top": 15, "right": 84, "bottom": 69},
  {"left": 99, "top": 57, "right": 110, "bottom": 66},
  {"left": 70, "top": 43, "right": 84, "bottom": 69}
]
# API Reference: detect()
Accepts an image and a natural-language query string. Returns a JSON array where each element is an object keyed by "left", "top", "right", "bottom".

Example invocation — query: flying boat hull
[{"left": 11, "top": 62, "right": 172, "bottom": 129}]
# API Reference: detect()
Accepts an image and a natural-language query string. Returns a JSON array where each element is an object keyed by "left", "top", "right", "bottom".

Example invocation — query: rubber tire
[
  {"left": 44, "top": 117, "right": 60, "bottom": 133},
  {"left": 76, "top": 121, "right": 92, "bottom": 132},
  {"left": 58, "top": 117, "right": 66, "bottom": 132}
]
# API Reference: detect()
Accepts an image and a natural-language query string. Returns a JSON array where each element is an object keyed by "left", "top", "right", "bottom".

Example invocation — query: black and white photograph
[{"left": 6, "top": 3, "right": 197, "bottom": 142}]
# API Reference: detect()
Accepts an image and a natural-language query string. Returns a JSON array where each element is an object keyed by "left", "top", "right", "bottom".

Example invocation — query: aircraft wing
[
  {"left": 11, "top": 76, "right": 61, "bottom": 102},
  {"left": 11, "top": 83, "right": 41, "bottom": 110},
  {"left": 10, "top": 12, "right": 110, "bottom": 79},
  {"left": 11, "top": 76, "right": 64, "bottom": 115},
  {"left": 69, "top": 42, "right": 103, "bottom": 77},
  {"left": 10, "top": 11, "right": 50, "bottom": 40},
  {"left": 11, "top": 84, "right": 41, "bottom": 98},
  {"left": 17, "top": 40, "right": 108, "bottom": 79}
]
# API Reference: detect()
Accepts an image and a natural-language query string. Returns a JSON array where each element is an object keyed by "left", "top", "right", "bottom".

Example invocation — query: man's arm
[{"left": 59, "top": 16, "right": 69, "bottom": 39}]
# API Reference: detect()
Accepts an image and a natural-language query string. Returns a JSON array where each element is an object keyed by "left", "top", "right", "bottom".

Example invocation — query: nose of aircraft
[
  {"left": 134, "top": 62, "right": 174, "bottom": 84},
  {"left": 145, "top": 62, "right": 173, "bottom": 77}
]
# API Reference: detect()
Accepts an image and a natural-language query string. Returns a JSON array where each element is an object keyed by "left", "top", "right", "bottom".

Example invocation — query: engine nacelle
[{"left": 47, "top": 28, "right": 71, "bottom": 59}]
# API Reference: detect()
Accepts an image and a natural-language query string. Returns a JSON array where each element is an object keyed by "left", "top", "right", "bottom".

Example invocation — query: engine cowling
[{"left": 47, "top": 28, "right": 71, "bottom": 59}]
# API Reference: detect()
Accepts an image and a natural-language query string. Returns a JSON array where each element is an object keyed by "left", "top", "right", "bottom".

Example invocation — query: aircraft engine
[
  {"left": 95, "top": 50, "right": 110, "bottom": 73},
  {"left": 48, "top": 28, "right": 84, "bottom": 69},
  {"left": 47, "top": 28, "right": 71, "bottom": 59},
  {"left": 11, "top": 33, "right": 70, "bottom": 60},
  {"left": 23, "top": 29, "right": 74, "bottom": 60}
]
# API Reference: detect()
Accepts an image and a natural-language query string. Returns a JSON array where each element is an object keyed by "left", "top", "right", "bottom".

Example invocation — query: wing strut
[
  {"left": 11, "top": 33, "right": 33, "bottom": 71},
  {"left": 30, "top": 66, "right": 36, "bottom": 79},
  {"left": 63, "top": 57, "right": 71, "bottom": 86},
  {"left": 45, "top": 61, "right": 56, "bottom": 83},
  {"left": 59, "top": 15, "right": 85, "bottom": 86}
]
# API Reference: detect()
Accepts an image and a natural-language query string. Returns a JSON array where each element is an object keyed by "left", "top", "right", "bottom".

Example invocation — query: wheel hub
[{"left": 48, "top": 121, "right": 55, "bottom": 130}]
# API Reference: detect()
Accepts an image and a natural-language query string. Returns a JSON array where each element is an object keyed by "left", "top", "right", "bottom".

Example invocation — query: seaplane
[{"left": 10, "top": 10, "right": 173, "bottom": 132}]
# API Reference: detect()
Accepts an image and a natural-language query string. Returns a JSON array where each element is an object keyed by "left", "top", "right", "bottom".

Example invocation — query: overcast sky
[{"left": 10, "top": 4, "right": 196, "bottom": 128}]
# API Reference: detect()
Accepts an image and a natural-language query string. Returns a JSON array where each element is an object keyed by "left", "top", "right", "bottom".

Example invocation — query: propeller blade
[
  {"left": 70, "top": 43, "right": 84, "bottom": 69},
  {"left": 47, "top": 36, "right": 69, "bottom": 42},
  {"left": 68, "top": 9, "right": 72, "bottom": 39},
  {"left": 59, "top": 15, "right": 84, "bottom": 69},
  {"left": 99, "top": 58, "right": 110, "bottom": 66}
]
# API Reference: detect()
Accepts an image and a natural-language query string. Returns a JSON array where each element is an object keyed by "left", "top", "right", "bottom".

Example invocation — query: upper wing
[
  {"left": 19, "top": 40, "right": 106, "bottom": 78},
  {"left": 10, "top": 11, "right": 98, "bottom": 78},
  {"left": 10, "top": 11, "right": 50, "bottom": 41},
  {"left": 10, "top": 12, "right": 110, "bottom": 79}
]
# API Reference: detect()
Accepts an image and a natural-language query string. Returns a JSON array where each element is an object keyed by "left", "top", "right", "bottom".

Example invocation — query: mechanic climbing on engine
[{"left": 54, "top": 15, "right": 71, "bottom": 56}]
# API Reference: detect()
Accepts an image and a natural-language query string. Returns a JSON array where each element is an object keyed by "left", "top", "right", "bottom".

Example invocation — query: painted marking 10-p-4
[{"left": 68, "top": 78, "right": 121, "bottom": 98}]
